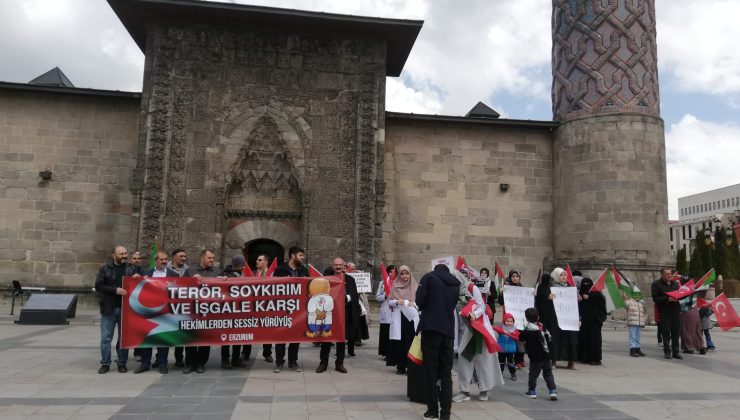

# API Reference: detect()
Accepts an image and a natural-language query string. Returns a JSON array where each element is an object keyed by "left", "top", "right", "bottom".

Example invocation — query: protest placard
[
  {"left": 121, "top": 275, "right": 346, "bottom": 347},
  {"left": 552, "top": 286, "right": 580, "bottom": 331},
  {"left": 502, "top": 286, "right": 534, "bottom": 330},
  {"left": 351, "top": 271, "right": 372, "bottom": 293}
]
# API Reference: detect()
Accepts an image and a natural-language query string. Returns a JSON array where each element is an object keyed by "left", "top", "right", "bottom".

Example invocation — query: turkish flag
[
  {"left": 460, "top": 299, "right": 502, "bottom": 353},
  {"left": 696, "top": 297, "right": 711, "bottom": 308},
  {"left": 493, "top": 325, "right": 520, "bottom": 341},
  {"left": 565, "top": 264, "right": 576, "bottom": 287},
  {"left": 665, "top": 279, "right": 695, "bottom": 300},
  {"left": 710, "top": 293, "right": 740, "bottom": 331}
]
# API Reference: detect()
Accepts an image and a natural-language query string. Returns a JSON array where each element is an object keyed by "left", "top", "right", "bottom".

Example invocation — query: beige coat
[{"left": 626, "top": 298, "right": 646, "bottom": 327}]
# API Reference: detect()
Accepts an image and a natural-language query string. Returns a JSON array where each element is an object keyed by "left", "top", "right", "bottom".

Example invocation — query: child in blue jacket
[{"left": 495, "top": 313, "right": 520, "bottom": 381}]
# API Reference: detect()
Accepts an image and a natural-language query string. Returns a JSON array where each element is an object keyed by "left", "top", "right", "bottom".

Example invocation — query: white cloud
[
  {"left": 657, "top": 0, "right": 740, "bottom": 95},
  {"left": 666, "top": 114, "right": 740, "bottom": 219},
  {"left": 385, "top": 78, "right": 442, "bottom": 114}
]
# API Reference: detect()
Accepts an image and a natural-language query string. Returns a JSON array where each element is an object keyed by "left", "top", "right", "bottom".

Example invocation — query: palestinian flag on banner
[
  {"left": 123, "top": 277, "right": 193, "bottom": 348},
  {"left": 564, "top": 264, "right": 576, "bottom": 287},
  {"left": 695, "top": 268, "right": 716, "bottom": 292},
  {"left": 308, "top": 263, "right": 323, "bottom": 277},
  {"left": 494, "top": 262, "right": 505, "bottom": 294},
  {"left": 148, "top": 239, "right": 159, "bottom": 270},
  {"left": 613, "top": 266, "right": 641, "bottom": 300},
  {"left": 591, "top": 268, "right": 625, "bottom": 313},
  {"left": 265, "top": 258, "right": 278, "bottom": 277}
]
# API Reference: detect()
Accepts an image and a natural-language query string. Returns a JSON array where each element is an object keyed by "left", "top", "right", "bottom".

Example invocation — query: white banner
[
  {"left": 502, "top": 286, "right": 534, "bottom": 330},
  {"left": 352, "top": 272, "right": 372, "bottom": 293},
  {"left": 552, "top": 286, "right": 580, "bottom": 331},
  {"left": 431, "top": 256, "right": 454, "bottom": 270}
]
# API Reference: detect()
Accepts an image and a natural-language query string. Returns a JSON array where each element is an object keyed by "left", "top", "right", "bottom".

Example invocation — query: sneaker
[
  {"left": 98, "top": 365, "right": 110, "bottom": 374},
  {"left": 479, "top": 391, "right": 489, "bottom": 401},
  {"left": 510, "top": 373, "right": 517, "bottom": 381},
  {"left": 117, "top": 365, "right": 128, "bottom": 373},
  {"left": 524, "top": 390, "right": 537, "bottom": 399},
  {"left": 274, "top": 363, "right": 283, "bottom": 373},
  {"left": 159, "top": 365, "right": 168, "bottom": 374},
  {"left": 133, "top": 366, "right": 150, "bottom": 374},
  {"left": 549, "top": 390, "right": 558, "bottom": 401},
  {"left": 452, "top": 393, "right": 470, "bottom": 403},
  {"left": 195, "top": 365, "right": 205, "bottom": 373},
  {"left": 422, "top": 411, "right": 439, "bottom": 419},
  {"left": 288, "top": 363, "right": 301, "bottom": 372}
]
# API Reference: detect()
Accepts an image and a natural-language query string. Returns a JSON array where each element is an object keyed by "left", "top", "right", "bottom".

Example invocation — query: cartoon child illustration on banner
[{"left": 306, "top": 277, "right": 334, "bottom": 338}]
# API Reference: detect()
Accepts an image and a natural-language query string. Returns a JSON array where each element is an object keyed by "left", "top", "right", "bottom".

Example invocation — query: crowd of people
[{"left": 95, "top": 248, "right": 718, "bottom": 420}]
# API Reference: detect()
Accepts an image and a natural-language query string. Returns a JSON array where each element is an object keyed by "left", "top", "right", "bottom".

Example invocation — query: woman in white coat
[{"left": 375, "top": 264, "right": 396, "bottom": 358}]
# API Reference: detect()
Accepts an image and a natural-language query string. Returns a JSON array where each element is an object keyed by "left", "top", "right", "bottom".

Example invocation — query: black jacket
[
  {"left": 651, "top": 279, "right": 681, "bottom": 314},
  {"left": 222, "top": 265, "right": 243, "bottom": 278},
  {"left": 519, "top": 326, "right": 551, "bottom": 362},
  {"left": 144, "top": 267, "right": 181, "bottom": 277},
  {"left": 416, "top": 266, "right": 461, "bottom": 338},
  {"left": 185, "top": 265, "right": 222, "bottom": 277},
  {"left": 95, "top": 262, "right": 139, "bottom": 316},
  {"left": 274, "top": 262, "right": 309, "bottom": 277}
]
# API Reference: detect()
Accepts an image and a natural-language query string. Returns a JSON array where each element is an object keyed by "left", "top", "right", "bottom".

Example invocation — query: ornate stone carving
[{"left": 552, "top": 0, "right": 660, "bottom": 121}]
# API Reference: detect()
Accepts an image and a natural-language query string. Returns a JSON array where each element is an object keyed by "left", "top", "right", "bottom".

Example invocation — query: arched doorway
[{"left": 244, "top": 239, "right": 284, "bottom": 271}]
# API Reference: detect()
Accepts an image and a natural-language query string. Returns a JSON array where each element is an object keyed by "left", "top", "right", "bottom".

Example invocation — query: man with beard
[
  {"left": 221, "top": 255, "right": 248, "bottom": 370},
  {"left": 273, "top": 246, "right": 309, "bottom": 372},
  {"left": 183, "top": 248, "right": 222, "bottom": 373},
  {"left": 166, "top": 248, "right": 189, "bottom": 368}
]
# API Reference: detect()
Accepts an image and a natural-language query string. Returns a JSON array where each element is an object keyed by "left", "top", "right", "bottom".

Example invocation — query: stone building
[{"left": 0, "top": 0, "right": 671, "bottom": 298}]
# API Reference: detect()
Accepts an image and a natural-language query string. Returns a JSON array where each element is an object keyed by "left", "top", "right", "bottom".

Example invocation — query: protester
[
  {"left": 519, "top": 308, "right": 558, "bottom": 401},
  {"left": 577, "top": 278, "right": 606, "bottom": 365},
  {"left": 679, "top": 278, "right": 706, "bottom": 354},
  {"left": 135, "top": 251, "right": 178, "bottom": 374},
  {"left": 183, "top": 248, "right": 221, "bottom": 373},
  {"left": 252, "top": 254, "right": 274, "bottom": 363},
  {"left": 478, "top": 268, "right": 497, "bottom": 316},
  {"left": 386, "top": 265, "right": 419, "bottom": 375},
  {"left": 375, "top": 264, "right": 396, "bottom": 359},
  {"left": 651, "top": 268, "right": 682, "bottom": 359},
  {"left": 317, "top": 257, "right": 361, "bottom": 373},
  {"left": 498, "top": 269, "right": 526, "bottom": 367},
  {"left": 95, "top": 245, "right": 139, "bottom": 374},
  {"left": 220, "top": 255, "right": 248, "bottom": 370},
  {"left": 699, "top": 286, "right": 716, "bottom": 351},
  {"left": 273, "top": 246, "right": 309, "bottom": 372},
  {"left": 536, "top": 269, "right": 577, "bottom": 369},
  {"left": 416, "top": 264, "right": 460, "bottom": 420},
  {"left": 496, "top": 313, "right": 519, "bottom": 381},
  {"left": 167, "top": 248, "right": 189, "bottom": 368},
  {"left": 625, "top": 291, "right": 646, "bottom": 357}
]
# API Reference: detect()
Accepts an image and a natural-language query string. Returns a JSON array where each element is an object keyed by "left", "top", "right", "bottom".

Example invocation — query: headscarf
[
  {"left": 550, "top": 267, "right": 567, "bottom": 287},
  {"left": 505, "top": 269, "right": 521, "bottom": 286},
  {"left": 389, "top": 265, "right": 418, "bottom": 302},
  {"left": 579, "top": 277, "right": 594, "bottom": 295}
]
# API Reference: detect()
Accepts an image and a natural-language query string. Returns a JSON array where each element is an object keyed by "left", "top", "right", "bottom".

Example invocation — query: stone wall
[
  {"left": 0, "top": 89, "right": 140, "bottom": 288},
  {"left": 383, "top": 117, "right": 554, "bottom": 282}
]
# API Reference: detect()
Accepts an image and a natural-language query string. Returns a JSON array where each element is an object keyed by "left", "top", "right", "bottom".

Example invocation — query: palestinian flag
[
  {"left": 565, "top": 264, "right": 576, "bottom": 287},
  {"left": 122, "top": 277, "right": 193, "bottom": 348},
  {"left": 456, "top": 256, "right": 479, "bottom": 278},
  {"left": 613, "top": 266, "right": 641, "bottom": 300},
  {"left": 494, "top": 262, "right": 505, "bottom": 294},
  {"left": 265, "top": 258, "right": 278, "bottom": 277},
  {"left": 591, "top": 268, "right": 625, "bottom": 313},
  {"left": 695, "top": 269, "right": 716, "bottom": 292},
  {"left": 148, "top": 239, "right": 159, "bottom": 270}
]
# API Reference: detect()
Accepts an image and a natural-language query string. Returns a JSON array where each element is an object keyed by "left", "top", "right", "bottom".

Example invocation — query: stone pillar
[{"left": 551, "top": 0, "right": 671, "bottom": 300}]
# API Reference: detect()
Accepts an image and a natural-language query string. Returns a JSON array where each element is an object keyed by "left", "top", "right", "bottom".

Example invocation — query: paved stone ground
[{"left": 0, "top": 311, "right": 739, "bottom": 420}]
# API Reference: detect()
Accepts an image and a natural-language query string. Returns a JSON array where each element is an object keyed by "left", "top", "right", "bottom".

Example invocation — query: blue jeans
[
  {"left": 703, "top": 329, "right": 715, "bottom": 348},
  {"left": 100, "top": 307, "right": 129, "bottom": 366},
  {"left": 628, "top": 325, "right": 641, "bottom": 349},
  {"left": 140, "top": 347, "right": 169, "bottom": 368}
]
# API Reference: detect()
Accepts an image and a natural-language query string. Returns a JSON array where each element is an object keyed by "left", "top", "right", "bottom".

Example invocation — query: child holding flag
[
  {"left": 519, "top": 307, "right": 557, "bottom": 401},
  {"left": 495, "top": 313, "right": 520, "bottom": 381}
]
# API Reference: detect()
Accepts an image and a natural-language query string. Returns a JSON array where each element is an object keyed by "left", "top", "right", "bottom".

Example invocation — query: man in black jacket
[
  {"left": 317, "top": 257, "right": 361, "bottom": 374},
  {"left": 416, "top": 264, "right": 460, "bottom": 420},
  {"left": 651, "top": 268, "right": 683, "bottom": 360},
  {"left": 95, "top": 245, "right": 140, "bottom": 374},
  {"left": 221, "top": 255, "right": 248, "bottom": 370},
  {"left": 134, "top": 251, "right": 180, "bottom": 374},
  {"left": 273, "top": 246, "right": 309, "bottom": 373},
  {"left": 183, "top": 248, "right": 222, "bottom": 373}
]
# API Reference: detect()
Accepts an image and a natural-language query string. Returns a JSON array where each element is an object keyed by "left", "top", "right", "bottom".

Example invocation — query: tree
[
  {"left": 713, "top": 226, "right": 726, "bottom": 278},
  {"left": 689, "top": 246, "right": 704, "bottom": 280},
  {"left": 675, "top": 247, "right": 688, "bottom": 275},
  {"left": 726, "top": 226, "right": 740, "bottom": 280},
  {"left": 694, "top": 228, "right": 713, "bottom": 274}
]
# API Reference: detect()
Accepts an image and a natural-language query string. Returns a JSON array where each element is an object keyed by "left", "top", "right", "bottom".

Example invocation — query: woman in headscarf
[
  {"left": 679, "top": 277, "right": 706, "bottom": 354},
  {"left": 386, "top": 265, "right": 419, "bottom": 374},
  {"left": 535, "top": 268, "right": 578, "bottom": 369},
  {"left": 478, "top": 268, "right": 497, "bottom": 316},
  {"left": 375, "top": 264, "right": 396, "bottom": 358},
  {"left": 452, "top": 269, "right": 505, "bottom": 403},
  {"left": 577, "top": 278, "right": 606, "bottom": 365}
]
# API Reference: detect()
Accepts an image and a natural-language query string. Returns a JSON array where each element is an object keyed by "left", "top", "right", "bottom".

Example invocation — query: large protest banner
[
  {"left": 502, "top": 286, "right": 534, "bottom": 330},
  {"left": 121, "top": 276, "right": 346, "bottom": 348},
  {"left": 552, "top": 287, "right": 579, "bottom": 331}
]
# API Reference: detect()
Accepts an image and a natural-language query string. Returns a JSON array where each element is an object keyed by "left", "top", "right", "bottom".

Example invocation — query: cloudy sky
[{"left": 2, "top": 0, "right": 739, "bottom": 220}]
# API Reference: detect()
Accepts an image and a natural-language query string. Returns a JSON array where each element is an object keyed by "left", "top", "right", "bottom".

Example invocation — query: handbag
[{"left": 407, "top": 334, "right": 423, "bottom": 365}]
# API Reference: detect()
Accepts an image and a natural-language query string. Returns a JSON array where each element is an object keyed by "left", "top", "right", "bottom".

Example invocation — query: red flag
[
  {"left": 493, "top": 325, "right": 520, "bottom": 341},
  {"left": 460, "top": 299, "right": 503, "bottom": 353},
  {"left": 696, "top": 296, "right": 711, "bottom": 308},
  {"left": 710, "top": 293, "right": 740, "bottom": 331},
  {"left": 671, "top": 272, "right": 682, "bottom": 282},
  {"left": 242, "top": 264, "right": 254, "bottom": 277},
  {"left": 265, "top": 258, "right": 278, "bottom": 277},
  {"left": 380, "top": 263, "right": 390, "bottom": 296},
  {"left": 565, "top": 264, "right": 576, "bottom": 287},
  {"left": 665, "top": 279, "right": 695, "bottom": 300},
  {"left": 456, "top": 256, "right": 467, "bottom": 271},
  {"left": 308, "top": 263, "right": 322, "bottom": 277}
]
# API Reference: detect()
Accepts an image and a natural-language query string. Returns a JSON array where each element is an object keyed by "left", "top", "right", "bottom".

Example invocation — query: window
[
  {"left": 670, "top": 227, "right": 674, "bottom": 241},
  {"left": 689, "top": 227, "right": 693, "bottom": 239},
  {"left": 682, "top": 225, "right": 686, "bottom": 240},
  {"left": 722, "top": 199, "right": 726, "bottom": 208}
]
